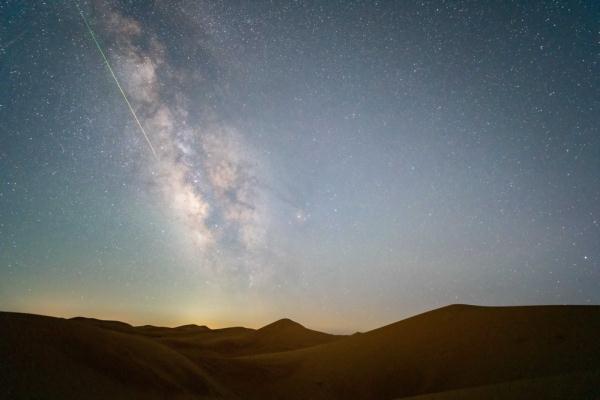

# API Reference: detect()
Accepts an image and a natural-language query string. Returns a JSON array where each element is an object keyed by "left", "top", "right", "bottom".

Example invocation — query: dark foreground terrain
[{"left": 1, "top": 305, "right": 600, "bottom": 399}]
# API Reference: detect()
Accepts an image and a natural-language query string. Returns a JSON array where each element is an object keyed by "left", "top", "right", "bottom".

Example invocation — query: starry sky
[{"left": 1, "top": 1, "right": 599, "bottom": 332}]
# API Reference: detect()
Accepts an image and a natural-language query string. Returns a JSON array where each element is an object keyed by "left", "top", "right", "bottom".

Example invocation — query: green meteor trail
[{"left": 74, "top": 2, "right": 159, "bottom": 159}]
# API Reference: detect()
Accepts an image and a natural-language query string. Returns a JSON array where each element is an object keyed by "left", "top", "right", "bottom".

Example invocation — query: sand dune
[
  {"left": 0, "top": 312, "right": 226, "bottom": 399},
  {"left": 70, "top": 317, "right": 212, "bottom": 337},
  {"left": 225, "top": 318, "right": 342, "bottom": 355},
  {"left": 70, "top": 315, "right": 340, "bottom": 358},
  {"left": 397, "top": 369, "right": 600, "bottom": 400},
  {"left": 220, "top": 305, "right": 600, "bottom": 399},
  {"left": 2, "top": 305, "right": 600, "bottom": 399}
]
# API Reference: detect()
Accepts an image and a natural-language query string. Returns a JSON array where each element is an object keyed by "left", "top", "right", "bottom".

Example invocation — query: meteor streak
[{"left": 74, "top": 2, "right": 158, "bottom": 159}]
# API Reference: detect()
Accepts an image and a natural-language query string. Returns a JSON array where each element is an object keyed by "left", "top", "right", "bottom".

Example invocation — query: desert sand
[{"left": 1, "top": 305, "right": 599, "bottom": 399}]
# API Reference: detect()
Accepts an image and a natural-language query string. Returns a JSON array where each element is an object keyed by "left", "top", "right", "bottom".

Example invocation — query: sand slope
[
  {"left": 2, "top": 305, "right": 600, "bottom": 399},
  {"left": 0, "top": 312, "right": 227, "bottom": 399},
  {"left": 397, "top": 369, "right": 600, "bottom": 400},
  {"left": 71, "top": 315, "right": 341, "bottom": 358},
  {"left": 214, "top": 305, "right": 600, "bottom": 399}
]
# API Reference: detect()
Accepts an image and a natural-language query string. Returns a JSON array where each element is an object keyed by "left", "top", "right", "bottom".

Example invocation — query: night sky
[{"left": 1, "top": 1, "right": 599, "bottom": 332}]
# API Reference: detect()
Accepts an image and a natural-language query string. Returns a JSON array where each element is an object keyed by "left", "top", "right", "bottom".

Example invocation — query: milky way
[{"left": 0, "top": 1, "right": 599, "bottom": 331}]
